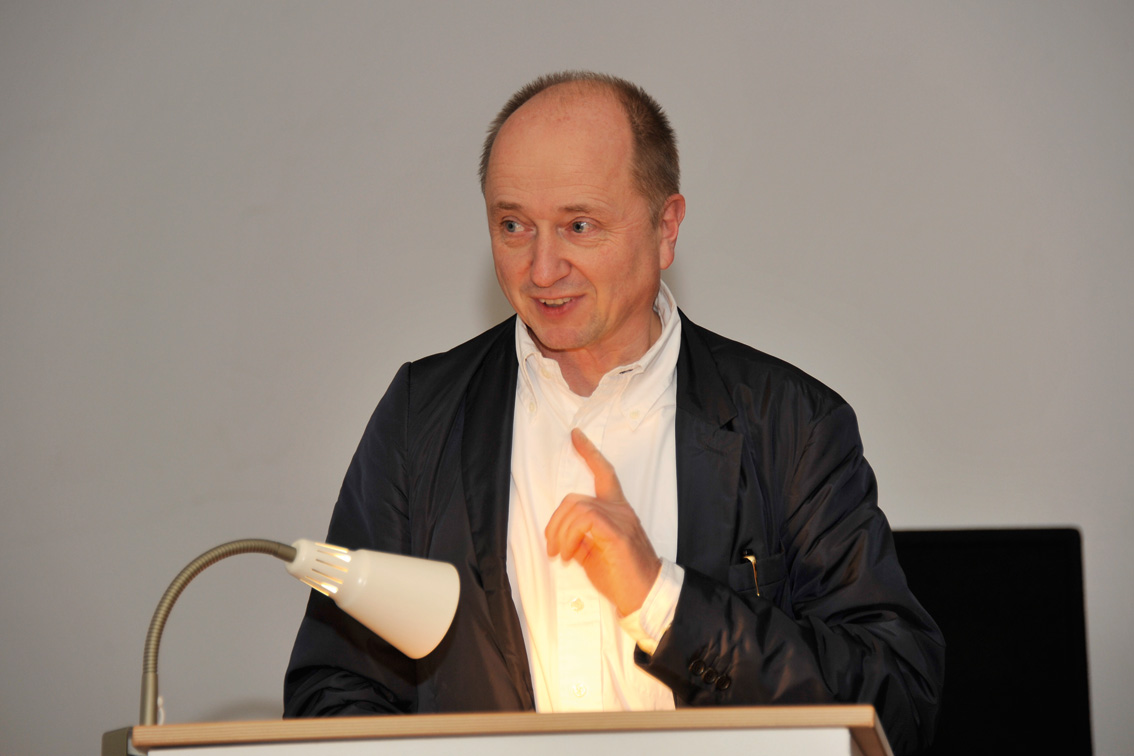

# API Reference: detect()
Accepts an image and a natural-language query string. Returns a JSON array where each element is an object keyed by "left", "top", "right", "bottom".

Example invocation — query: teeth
[{"left": 539, "top": 298, "right": 573, "bottom": 306}]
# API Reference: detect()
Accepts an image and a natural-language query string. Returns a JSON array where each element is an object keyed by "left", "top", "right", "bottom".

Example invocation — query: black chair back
[{"left": 892, "top": 528, "right": 1092, "bottom": 755}]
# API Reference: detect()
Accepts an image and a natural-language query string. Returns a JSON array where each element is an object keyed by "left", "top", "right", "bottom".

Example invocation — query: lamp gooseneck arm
[{"left": 139, "top": 539, "right": 297, "bottom": 726}]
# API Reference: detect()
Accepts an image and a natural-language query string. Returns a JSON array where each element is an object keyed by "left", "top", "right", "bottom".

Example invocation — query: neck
[{"left": 533, "top": 312, "right": 663, "bottom": 397}]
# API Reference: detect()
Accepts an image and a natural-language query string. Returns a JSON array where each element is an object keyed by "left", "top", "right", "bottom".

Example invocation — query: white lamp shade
[{"left": 286, "top": 539, "right": 460, "bottom": 659}]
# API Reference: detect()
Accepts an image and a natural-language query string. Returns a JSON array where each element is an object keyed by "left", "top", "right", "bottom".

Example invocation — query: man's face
[{"left": 484, "top": 87, "right": 682, "bottom": 368}]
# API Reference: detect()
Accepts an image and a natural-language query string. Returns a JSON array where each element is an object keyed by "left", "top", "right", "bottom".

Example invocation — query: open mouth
[{"left": 539, "top": 298, "right": 574, "bottom": 308}]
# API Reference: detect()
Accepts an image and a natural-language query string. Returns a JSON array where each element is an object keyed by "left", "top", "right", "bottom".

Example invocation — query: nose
[{"left": 529, "top": 232, "right": 570, "bottom": 289}]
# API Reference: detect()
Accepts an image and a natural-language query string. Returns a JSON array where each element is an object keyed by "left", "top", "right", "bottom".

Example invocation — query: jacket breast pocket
[{"left": 727, "top": 551, "right": 788, "bottom": 607}]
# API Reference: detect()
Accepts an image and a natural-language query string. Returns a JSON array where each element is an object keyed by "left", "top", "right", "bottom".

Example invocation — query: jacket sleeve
[
  {"left": 637, "top": 402, "right": 945, "bottom": 755},
  {"left": 283, "top": 363, "right": 418, "bottom": 717}
]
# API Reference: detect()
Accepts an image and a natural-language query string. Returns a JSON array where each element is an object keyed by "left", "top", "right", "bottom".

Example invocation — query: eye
[
  {"left": 502, "top": 220, "right": 523, "bottom": 234},
  {"left": 570, "top": 220, "right": 592, "bottom": 234}
]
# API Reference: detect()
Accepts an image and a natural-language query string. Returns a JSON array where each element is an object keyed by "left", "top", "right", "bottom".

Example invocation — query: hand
[{"left": 545, "top": 428, "right": 661, "bottom": 616}]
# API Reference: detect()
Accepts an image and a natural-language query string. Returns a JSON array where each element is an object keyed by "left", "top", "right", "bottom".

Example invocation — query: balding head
[{"left": 479, "top": 71, "right": 680, "bottom": 220}]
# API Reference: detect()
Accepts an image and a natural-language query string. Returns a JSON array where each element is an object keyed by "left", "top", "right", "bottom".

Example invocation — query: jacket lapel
[
  {"left": 459, "top": 319, "right": 534, "bottom": 707},
  {"left": 674, "top": 311, "right": 745, "bottom": 580}
]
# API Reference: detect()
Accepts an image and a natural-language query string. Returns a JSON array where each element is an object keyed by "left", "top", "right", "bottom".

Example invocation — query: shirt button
[
  {"left": 569, "top": 597, "right": 584, "bottom": 612},
  {"left": 528, "top": 401, "right": 536, "bottom": 414},
  {"left": 572, "top": 683, "right": 587, "bottom": 698},
  {"left": 629, "top": 409, "right": 641, "bottom": 421}
]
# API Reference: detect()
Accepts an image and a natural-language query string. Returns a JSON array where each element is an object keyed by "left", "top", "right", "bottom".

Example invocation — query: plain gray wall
[{"left": 2, "top": 2, "right": 1131, "bottom": 754}]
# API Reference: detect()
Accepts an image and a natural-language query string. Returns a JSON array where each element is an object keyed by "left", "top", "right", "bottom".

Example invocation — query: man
[{"left": 285, "top": 72, "right": 944, "bottom": 754}]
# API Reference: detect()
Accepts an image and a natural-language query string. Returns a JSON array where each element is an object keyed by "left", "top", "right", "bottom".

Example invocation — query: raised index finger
[{"left": 571, "top": 428, "right": 625, "bottom": 503}]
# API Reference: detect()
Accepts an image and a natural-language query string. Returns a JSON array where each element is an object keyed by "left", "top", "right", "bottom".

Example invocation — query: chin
[
  {"left": 527, "top": 325, "right": 588, "bottom": 355},
  {"left": 528, "top": 333, "right": 575, "bottom": 354}
]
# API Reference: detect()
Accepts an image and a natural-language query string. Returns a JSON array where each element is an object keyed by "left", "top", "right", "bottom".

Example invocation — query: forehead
[{"left": 485, "top": 86, "right": 635, "bottom": 202}]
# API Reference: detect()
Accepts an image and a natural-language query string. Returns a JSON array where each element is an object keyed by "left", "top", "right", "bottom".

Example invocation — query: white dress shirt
[{"left": 505, "top": 282, "right": 686, "bottom": 712}]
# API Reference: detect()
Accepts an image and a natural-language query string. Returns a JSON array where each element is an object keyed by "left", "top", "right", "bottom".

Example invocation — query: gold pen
[{"left": 740, "top": 548, "right": 760, "bottom": 597}]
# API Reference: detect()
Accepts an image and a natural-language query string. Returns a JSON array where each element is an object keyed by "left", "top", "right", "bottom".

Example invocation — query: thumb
[{"left": 571, "top": 428, "right": 625, "bottom": 502}]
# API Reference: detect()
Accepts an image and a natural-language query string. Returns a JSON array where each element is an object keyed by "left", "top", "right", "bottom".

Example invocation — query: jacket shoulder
[
  {"left": 401, "top": 318, "right": 516, "bottom": 401},
  {"left": 680, "top": 313, "right": 848, "bottom": 419}
]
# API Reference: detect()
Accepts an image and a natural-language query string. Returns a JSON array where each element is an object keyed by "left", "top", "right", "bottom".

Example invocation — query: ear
[{"left": 656, "top": 194, "right": 685, "bottom": 271}]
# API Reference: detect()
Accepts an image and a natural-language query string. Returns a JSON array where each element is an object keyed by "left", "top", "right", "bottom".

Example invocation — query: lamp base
[{"left": 102, "top": 727, "right": 142, "bottom": 756}]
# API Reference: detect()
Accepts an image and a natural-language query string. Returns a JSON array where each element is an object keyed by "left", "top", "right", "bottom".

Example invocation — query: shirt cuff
[{"left": 619, "top": 559, "right": 684, "bottom": 655}]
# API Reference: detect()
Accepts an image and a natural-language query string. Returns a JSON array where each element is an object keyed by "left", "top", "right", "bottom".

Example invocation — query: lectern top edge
[{"left": 117, "top": 705, "right": 891, "bottom": 756}]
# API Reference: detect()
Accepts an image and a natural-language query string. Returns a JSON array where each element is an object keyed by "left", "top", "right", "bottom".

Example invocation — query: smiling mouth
[{"left": 539, "top": 298, "right": 574, "bottom": 307}]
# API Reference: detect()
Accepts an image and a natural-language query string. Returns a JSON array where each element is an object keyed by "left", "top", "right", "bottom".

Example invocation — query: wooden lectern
[{"left": 104, "top": 706, "right": 893, "bottom": 756}]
